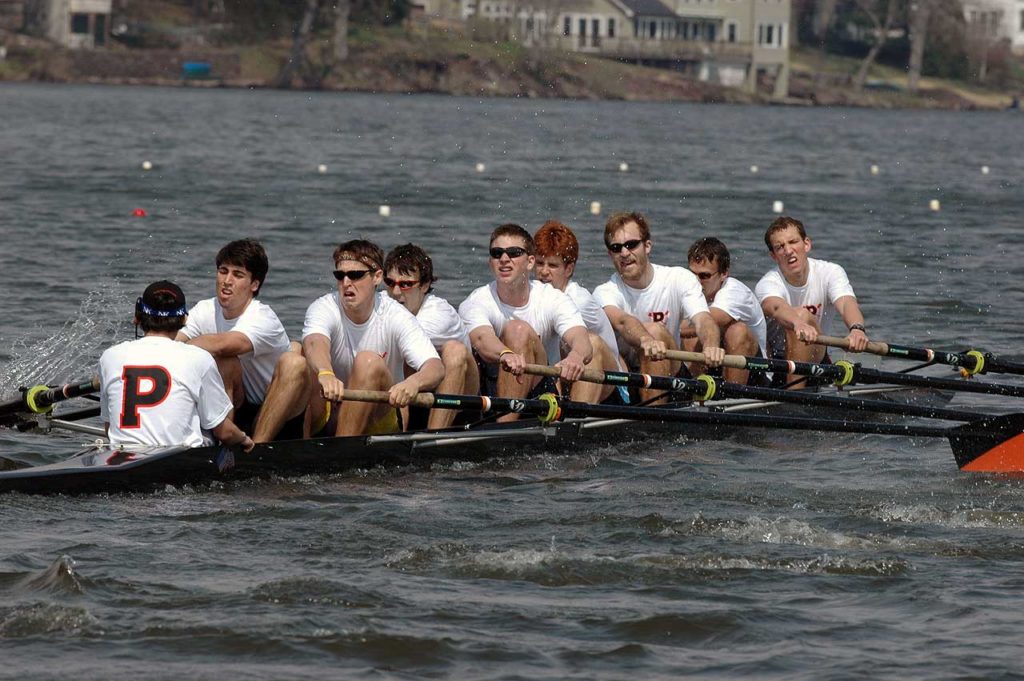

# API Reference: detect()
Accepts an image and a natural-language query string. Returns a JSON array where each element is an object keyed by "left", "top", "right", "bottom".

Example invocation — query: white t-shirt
[
  {"left": 302, "top": 291, "right": 439, "bottom": 383},
  {"left": 711, "top": 277, "right": 768, "bottom": 358},
  {"left": 416, "top": 293, "right": 470, "bottom": 350},
  {"left": 458, "top": 280, "right": 585, "bottom": 364},
  {"left": 179, "top": 298, "right": 290, "bottom": 405},
  {"left": 754, "top": 257, "right": 856, "bottom": 338},
  {"left": 99, "top": 336, "right": 232, "bottom": 449},
  {"left": 565, "top": 281, "right": 622, "bottom": 367},
  {"left": 593, "top": 263, "right": 710, "bottom": 343}
]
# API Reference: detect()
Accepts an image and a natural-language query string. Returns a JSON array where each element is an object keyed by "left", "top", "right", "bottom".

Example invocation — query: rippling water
[{"left": 1, "top": 83, "right": 1024, "bottom": 679}]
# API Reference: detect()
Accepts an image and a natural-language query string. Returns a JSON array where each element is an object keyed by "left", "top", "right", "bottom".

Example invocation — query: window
[
  {"left": 707, "top": 23, "right": 715, "bottom": 41},
  {"left": 1020, "top": 9, "right": 1024, "bottom": 31},
  {"left": 579, "top": 18, "right": 586, "bottom": 35},
  {"left": 727, "top": 21, "right": 736, "bottom": 42},
  {"left": 649, "top": 20, "right": 656, "bottom": 38},
  {"left": 608, "top": 18, "right": 615, "bottom": 38},
  {"left": 681, "top": 20, "right": 689, "bottom": 39},
  {"left": 563, "top": 16, "right": 571, "bottom": 35},
  {"left": 71, "top": 13, "right": 89, "bottom": 34},
  {"left": 765, "top": 24, "right": 774, "bottom": 45}
]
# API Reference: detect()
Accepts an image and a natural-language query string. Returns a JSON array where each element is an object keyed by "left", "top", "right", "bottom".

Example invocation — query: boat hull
[{"left": 0, "top": 385, "right": 954, "bottom": 495}]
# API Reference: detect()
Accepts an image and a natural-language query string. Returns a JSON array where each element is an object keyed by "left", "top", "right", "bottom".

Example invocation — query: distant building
[
  {"left": 463, "top": 0, "right": 791, "bottom": 96},
  {"left": 23, "top": 0, "right": 111, "bottom": 48},
  {"left": 963, "top": 0, "right": 1024, "bottom": 54},
  {"left": 0, "top": 0, "right": 25, "bottom": 32}
]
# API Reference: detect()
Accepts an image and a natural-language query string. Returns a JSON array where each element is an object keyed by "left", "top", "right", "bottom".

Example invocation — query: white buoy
[
  {"left": 141, "top": 160, "right": 153, "bottom": 171},
  {"left": 750, "top": 165, "right": 759, "bottom": 174},
  {"left": 475, "top": 162, "right": 486, "bottom": 173},
  {"left": 379, "top": 205, "right": 391, "bottom": 217},
  {"left": 590, "top": 201, "right": 602, "bottom": 216},
  {"left": 981, "top": 165, "right": 990, "bottom": 175},
  {"left": 317, "top": 164, "right": 327, "bottom": 174},
  {"left": 929, "top": 199, "right": 941, "bottom": 212},
  {"left": 772, "top": 200, "right": 784, "bottom": 214},
  {"left": 618, "top": 162, "right": 629, "bottom": 172},
  {"left": 870, "top": 164, "right": 880, "bottom": 176}
]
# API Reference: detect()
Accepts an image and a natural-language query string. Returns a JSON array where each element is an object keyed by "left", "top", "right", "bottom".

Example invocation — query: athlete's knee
[{"left": 500, "top": 320, "right": 536, "bottom": 348}]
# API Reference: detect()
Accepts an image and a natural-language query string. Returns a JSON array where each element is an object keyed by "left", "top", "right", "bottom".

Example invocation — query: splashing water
[{"left": 1, "top": 282, "right": 133, "bottom": 391}]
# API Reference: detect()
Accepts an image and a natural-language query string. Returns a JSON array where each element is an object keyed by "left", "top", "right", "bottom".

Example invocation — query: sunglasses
[
  {"left": 693, "top": 271, "right": 719, "bottom": 281},
  {"left": 489, "top": 246, "right": 528, "bottom": 260},
  {"left": 333, "top": 268, "right": 376, "bottom": 282},
  {"left": 606, "top": 239, "right": 644, "bottom": 254},
  {"left": 384, "top": 277, "right": 422, "bottom": 290}
]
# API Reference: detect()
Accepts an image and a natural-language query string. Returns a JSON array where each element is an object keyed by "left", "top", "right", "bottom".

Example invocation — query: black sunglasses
[
  {"left": 606, "top": 239, "right": 644, "bottom": 254},
  {"left": 333, "top": 268, "right": 376, "bottom": 282},
  {"left": 489, "top": 246, "right": 528, "bottom": 260},
  {"left": 384, "top": 277, "right": 422, "bottom": 290},
  {"left": 694, "top": 271, "right": 718, "bottom": 281}
]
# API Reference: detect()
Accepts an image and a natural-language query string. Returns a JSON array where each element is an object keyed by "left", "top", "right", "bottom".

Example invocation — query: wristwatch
[{"left": 849, "top": 323, "right": 866, "bottom": 333}]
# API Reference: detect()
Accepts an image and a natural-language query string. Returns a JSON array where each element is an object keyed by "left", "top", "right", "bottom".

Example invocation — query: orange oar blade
[{"left": 950, "top": 414, "right": 1024, "bottom": 472}]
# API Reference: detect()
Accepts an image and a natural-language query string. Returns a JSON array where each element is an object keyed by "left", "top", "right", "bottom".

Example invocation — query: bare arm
[
  {"left": 389, "top": 358, "right": 445, "bottom": 407},
  {"left": 554, "top": 325, "right": 593, "bottom": 381},
  {"left": 681, "top": 307, "right": 735, "bottom": 338},
  {"left": 468, "top": 325, "right": 508, "bottom": 364},
  {"left": 761, "top": 295, "right": 819, "bottom": 342},
  {"left": 603, "top": 305, "right": 666, "bottom": 359},
  {"left": 182, "top": 331, "right": 254, "bottom": 358},
  {"left": 211, "top": 418, "right": 255, "bottom": 453},
  {"left": 834, "top": 295, "right": 869, "bottom": 351},
  {"left": 690, "top": 311, "right": 724, "bottom": 366},
  {"left": 303, "top": 333, "right": 344, "bottom": 402}
]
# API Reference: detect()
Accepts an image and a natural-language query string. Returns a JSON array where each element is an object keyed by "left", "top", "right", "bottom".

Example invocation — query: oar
[
  {"left": 812, "top": 335, "right": 1024, "bottom": 377},
  {"left": 519, "top": 364, "right": 985, "bottom": 423},
  {"left": 666, "top": 349, "right": 1024, "bottom": 399},
  {"left": 0, "top": 377, "right": 100, "bottom": 428},
  {"left": 336, "top": 388, "right": 1024, "bottom": 473}
]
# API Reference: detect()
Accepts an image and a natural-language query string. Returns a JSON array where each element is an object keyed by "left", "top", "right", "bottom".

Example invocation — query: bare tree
[
  {"left": 852, "top": 0, "right": 904, "bottom": 91},
  {"left": 811, "top": 0, "right": 839, "bottom": 46},
  {"left": 274, "top": 0, "right": 320, "bottom": 89},
  {"left": 906, "top": 0, "right": 932, "bottom": 92}
]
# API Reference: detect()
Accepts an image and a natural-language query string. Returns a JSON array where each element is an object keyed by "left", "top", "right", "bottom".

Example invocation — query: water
[{"left": 1, "top": 82, "right": 1024, "bottom": 678}]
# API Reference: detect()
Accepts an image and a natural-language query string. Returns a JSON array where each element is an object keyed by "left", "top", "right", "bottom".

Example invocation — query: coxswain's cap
[{"left": 137, "top": 280, "right": 188, "bottom": 317}]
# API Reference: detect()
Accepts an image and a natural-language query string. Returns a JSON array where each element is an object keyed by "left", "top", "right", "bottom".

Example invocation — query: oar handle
[
  {"left": 339, "top": 388, "right": 437, "bottom": 410},
  {"left": 664, "top": 349, "right": 749, "bottom": 370},
  {"left": 812, "top": 335, "right": 890, "bottom": 355},
  {"left": 521, "top": 364, "right": 609, "bottom": 384}
]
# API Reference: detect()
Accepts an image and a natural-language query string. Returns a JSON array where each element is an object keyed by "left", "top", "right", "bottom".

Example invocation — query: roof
[{"left": 618, "top": 0, "right": 678, "bottom": 18}]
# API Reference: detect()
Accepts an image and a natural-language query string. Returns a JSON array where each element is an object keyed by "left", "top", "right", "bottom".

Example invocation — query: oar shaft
[
  {"left": 668, "top": 349, "right": 1024, "bottom": 399},
  {"left": 521, "top": 364, "right": 982, "bottom": 422},
  {"left": 814, "top": 335, "right": 1024, "bottom": 377}
]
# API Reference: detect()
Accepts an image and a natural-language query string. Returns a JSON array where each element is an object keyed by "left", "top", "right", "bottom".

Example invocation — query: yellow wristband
[
  {"left": 318, "top": 369, "right": 335, "bottom": 377},
  {"left": 498, "top": 349, "right": 515, "bottom": 360}
]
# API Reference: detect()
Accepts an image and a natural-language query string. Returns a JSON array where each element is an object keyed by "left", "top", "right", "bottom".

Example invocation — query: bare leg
[
  {"left": 214, "top": 355, "right": 246, "bottom": 410},
  {"left": 495, "top": 320, "right": 545, "bottom": 423},
  {"left": 783, "top": 310, "right": 826, "bottom": 388},
  {"left": 427, "top": 341, "right": 480, "bottom": 430},
  {"left": 253, "top": 349, "right": 312, "bottom": 443},
  {"left": 722, "top": 322, "right": 758, "bottom": 384},
  {"left": 336, "top": 351, "right": 392, "bottom": 436},
  {"left": 567, "top": 333, "right": 616, "bottom": 404},
  {"left": 679, "top": 319, "right": 703, "bottom": 378},
  {"left": 638, "top": 322, "right": 680, "bottom": 404}
]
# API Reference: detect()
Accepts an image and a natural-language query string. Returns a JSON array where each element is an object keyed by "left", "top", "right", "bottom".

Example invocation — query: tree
[
  {"left": 906, "top": 0, "right": 933, "bottom": 92},
  {"left": 852, "top": 0, "right": 904, "bottom": 91},
  {"left": 274, "top": 0, "right": 320, "bottom": 88}
]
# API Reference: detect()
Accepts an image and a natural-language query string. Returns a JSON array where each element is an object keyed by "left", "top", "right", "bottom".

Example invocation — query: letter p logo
[{"left": 120, "top": 366, "right": 172, "bottom": 429}]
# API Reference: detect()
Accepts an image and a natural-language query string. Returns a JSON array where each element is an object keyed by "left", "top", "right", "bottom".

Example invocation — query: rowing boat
[{"left": 0, "top": 383, "right": 955, "bottom": 495}]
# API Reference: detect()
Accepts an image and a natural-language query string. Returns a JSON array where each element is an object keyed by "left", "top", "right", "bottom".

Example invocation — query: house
[
  {"left": 23, "top": 0, "right": 112, "bottom": 48},
  {"left": 962, "top": 0, "right": 1024, "bottom": 54},
  {"left": 464, "top": 0, "right": 791, "bottom": 95}
]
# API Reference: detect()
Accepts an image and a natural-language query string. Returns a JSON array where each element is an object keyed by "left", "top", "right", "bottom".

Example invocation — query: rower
[
  {"left": 533, "top": 220, "right": 631, "bottom": 405},
  {"left": 176, "top": 239, "right": 309, "bottom": 442},
  {"left": 383, "top": 243, "right": 480, "bottom": 430},
  {"left": 592, "top": 211, "right": 723, "bottom": 403},
  {"left": 99, "top": 281, "right": 253, "bottom": 452},
  {"left": 681, "top": 237, "right": 768, "bottom": 386},
  {"left": 303, "top": 239, "right": 444, "bottom": 437},
  {"left": 458, "top": 223, "right": 592, "bottom": 422},
  {"left": 754, "top": 216, "right": 869, "bottom": 388}
]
